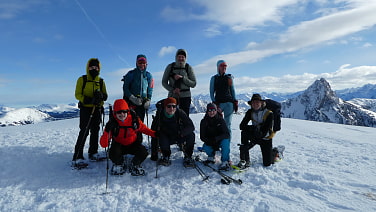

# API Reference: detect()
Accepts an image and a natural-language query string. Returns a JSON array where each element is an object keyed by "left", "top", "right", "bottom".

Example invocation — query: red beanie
[
  {"left": 113, "top": 99, "right": 129, "bottom": 112},
  {"left": 164, "top": 97, "right": 177, "bottom": 107}
]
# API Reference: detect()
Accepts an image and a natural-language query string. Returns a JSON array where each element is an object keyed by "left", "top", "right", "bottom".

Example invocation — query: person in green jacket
[{"left": 72, "top": 58, "right": 108, "bottom": 168}]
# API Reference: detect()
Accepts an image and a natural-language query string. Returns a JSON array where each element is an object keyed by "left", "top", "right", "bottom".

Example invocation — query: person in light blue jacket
[{"left": 122, "top": 54, "right": 154, "bottom": 122}]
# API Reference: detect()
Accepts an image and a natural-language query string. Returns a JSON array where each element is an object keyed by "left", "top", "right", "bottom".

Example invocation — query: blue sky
[{"left": 1, "top": 0, "right": 376, "bottom": 107}]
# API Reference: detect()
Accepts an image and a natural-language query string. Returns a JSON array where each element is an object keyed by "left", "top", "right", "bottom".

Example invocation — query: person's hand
[
  {"left": 144, "top": 99, "right": 151, "bottom": 110},
  {"left": 233, "top": 100, "right": 239, "bottom": 113},
  {"left": 129, "top": 95, "right": 142, "bottom": 106},
  {"left": 93, "top": 90, "right": 103, "bottom": 105}
]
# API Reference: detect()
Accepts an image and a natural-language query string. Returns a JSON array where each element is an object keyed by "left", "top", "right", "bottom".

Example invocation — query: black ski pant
[
  {"left": 157, "top": 132, "right": 195, "bottom": 159},
  {"left": 73, "top": 106, "right": 101, "bottom": 161},
  {"left": 240, "top": 129, "right": 274, "bottom": 167},
  {"left": 177, "top": 97, "right": 191, "bottom": 117},
  {"left": 109, "top": 141, "right": 148, "bottom": 166}
]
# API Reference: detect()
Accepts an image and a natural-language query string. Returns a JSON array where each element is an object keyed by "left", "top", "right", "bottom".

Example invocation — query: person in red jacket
[{"left": 100, "top": 99, "right": 156, "bottom": 175}]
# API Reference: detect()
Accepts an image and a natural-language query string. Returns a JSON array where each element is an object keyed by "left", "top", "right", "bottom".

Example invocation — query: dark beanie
[{"left": 206, "top": 103, "right": 217, "bottom": 112}]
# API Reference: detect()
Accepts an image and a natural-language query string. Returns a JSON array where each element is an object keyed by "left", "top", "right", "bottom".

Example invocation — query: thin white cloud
[
  {"left": 193, "top": 2, "right": 376, "bottom": 74},
  {"left": 232, "top": 64, "right": 376, "bottom": 94},
  {"left": 158, "top": 46, "right": 176, "bottom": 57},
  {"left": 0, "top": 0, "right": 46, "bottom": 19}
]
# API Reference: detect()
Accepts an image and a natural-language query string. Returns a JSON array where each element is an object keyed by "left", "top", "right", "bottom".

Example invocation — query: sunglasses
[
  {"left": 166, "top": 104, "right": 176, "bottom": 109},
  {"left": 207, "top": 108, "right": 217, "bottom": 112},
  {"left": 116, "top": 110, "right": 129, "bottom": 114}
]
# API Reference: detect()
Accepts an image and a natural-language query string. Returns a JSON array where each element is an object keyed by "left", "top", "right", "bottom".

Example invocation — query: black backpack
[{"left": 265, "top": 99, "right": 281, "bottom": 132}]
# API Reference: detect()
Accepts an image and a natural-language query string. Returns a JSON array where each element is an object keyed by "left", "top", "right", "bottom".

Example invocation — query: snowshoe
[
  {"left": 273, "top": 145, "right": 285, "bottom": 162},
  {"left": 71, "top": 159, "right": 88, "bottom": 169},
  {"left": 235, "top": 160, "right": 251, "bottom": 170},
  {"left": 111, "top": 165, "right": 125, "bottom": 175},
  {"left": 203, "top": 157, "right": 215, "bottom": 165},
  {"left": 129, "top": 164, "right": 146, "bottom": 176},
  {"left": 157, "top": 157, "right": 171, "bottom": 166},
  {"left": 183, "top": 157, "right": 195, "bottom": 168},
  {"left": 89, "top": 152, "right": 107, "bottom": 162}
]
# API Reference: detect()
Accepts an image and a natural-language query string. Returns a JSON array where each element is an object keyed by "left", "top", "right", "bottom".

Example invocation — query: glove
[
  {"left": 93, "top": 90, "right": 104, "bottom": 105},
  {"left": 100, "top": 131, "right": 109, "bottom": 148},
  {"left": 144, "top": 99, "right": 151, "bottom": 110},
  {"left": 129, "top": 95, "right": 142, "bottom": 106},
  {"left": 83, "top": 96, "right": 93, "bottom": 104},
  {"left": 233, "top": 100, "right": 239, "bottom": 113}
]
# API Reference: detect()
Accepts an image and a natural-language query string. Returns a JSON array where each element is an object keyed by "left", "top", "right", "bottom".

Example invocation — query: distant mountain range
[{"left": 1, "top": 80, "right": 376, "bottom": 127}]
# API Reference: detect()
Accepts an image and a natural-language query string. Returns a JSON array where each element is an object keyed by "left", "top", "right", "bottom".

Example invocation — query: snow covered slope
[{"left": 0, "top": 114, "right": 375, "bottom": 211}]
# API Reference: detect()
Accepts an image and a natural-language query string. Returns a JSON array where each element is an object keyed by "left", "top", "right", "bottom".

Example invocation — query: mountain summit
[{"left": 282, "top": 78, "right": 376, "bottom": 127}]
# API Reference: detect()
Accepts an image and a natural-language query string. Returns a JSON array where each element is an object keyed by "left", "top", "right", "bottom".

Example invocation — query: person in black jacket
[
  {"left": 238, "top": 94, "right": 275, "bottom": 168},
  {"left": 200, "top": 103, "right": 231, "bottom": 170},
  {"left": 150, "top": 97, "right": 195, "bottom": 167}
]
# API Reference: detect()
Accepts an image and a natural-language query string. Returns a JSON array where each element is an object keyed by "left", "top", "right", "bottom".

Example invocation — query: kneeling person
[
  {"left": 200, "top": 103, "right": 231, "bottom": 170},
  {"left": 100, "top": 99, "right": 156, "bottom": 175}
]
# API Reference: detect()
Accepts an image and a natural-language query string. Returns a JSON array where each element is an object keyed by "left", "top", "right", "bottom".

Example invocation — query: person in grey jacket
[{"left": 162, "top": 49, "right": 196, "bottom": 116}]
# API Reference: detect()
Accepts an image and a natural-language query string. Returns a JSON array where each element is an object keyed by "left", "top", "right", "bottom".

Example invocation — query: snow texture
[{"left": 0, "top": 114, "right": 375, "bottom": 211}]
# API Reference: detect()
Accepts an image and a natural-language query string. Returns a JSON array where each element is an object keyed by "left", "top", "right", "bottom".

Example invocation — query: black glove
[
  {"left": 83, "top": 96, "right": 93, "bottom": 104},
  {"left": 105, "top": 120, "right": 117, "bottom": 132},
  {"left": 93, "top": 90, "right": 104, "bottom": 105}
]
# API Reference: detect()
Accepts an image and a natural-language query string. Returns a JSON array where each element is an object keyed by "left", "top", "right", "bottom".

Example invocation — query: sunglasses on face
[
  {"left": 166, "top": 104, "right": 176, "bottom": 109},
  {"left": 137, "top": 61, "right": 146, "bottom": 65},
  {"left": 116, "top": 110, "right": 129, "bottom": 114},
  {"left": 207, "top": 108, "right": 217, "bottom": 112}
]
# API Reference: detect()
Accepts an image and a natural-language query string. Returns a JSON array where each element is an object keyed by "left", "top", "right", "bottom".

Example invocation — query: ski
[{"left": 195, "top": 156, "right": 242, "bottom": 185}]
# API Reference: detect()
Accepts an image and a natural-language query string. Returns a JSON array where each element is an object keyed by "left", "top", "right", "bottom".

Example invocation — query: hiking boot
[
  {"left": 157, "top": 157, "right": 171, "bottom": 166},
  {"left": 111, "top": 165, "right": 125, "bottom": 175},
  {"left": 237, "top": 160, "right": 250, "bottom": 169},
  {"left": 203, "top": 156, "right": 215, "bottom": 165},
  {"left": 183, "top": 157, "right": 195, "bottom": 168},
  {"left": 129, "top": 164, "right": 146, "bottom": 176},
  {"left": 219, "top": 161, "right": 230, "bottom": 171},
  {"left": 89, "top": 152, "right": 106, "bottom": 161}
]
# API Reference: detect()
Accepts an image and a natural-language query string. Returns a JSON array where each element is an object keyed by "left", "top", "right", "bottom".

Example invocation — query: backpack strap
[{"left": 81, "top": 75, "right": 104, "bottom": 94}]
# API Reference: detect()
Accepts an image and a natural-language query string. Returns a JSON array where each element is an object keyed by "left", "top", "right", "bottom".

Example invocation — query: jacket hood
[
  {"left": 86, "top": 58, "right": 101, "bottom": 79},
  {"left": 113, "top": 99, "right": 129, "bottom": 113}
]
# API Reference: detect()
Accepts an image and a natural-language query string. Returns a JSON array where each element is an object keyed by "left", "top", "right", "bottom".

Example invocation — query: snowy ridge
[
  {"left": 0, "top": 114, "right": 375, "bottom": 211},
  {"left": 0, "top": 108, "right": 51, "bottom": 126},
  {"left": 1, "top": 79, "right": 376, "bottom": 127},
  {"left": 282, "top": 78, "right": 376, "bottom": 127}
]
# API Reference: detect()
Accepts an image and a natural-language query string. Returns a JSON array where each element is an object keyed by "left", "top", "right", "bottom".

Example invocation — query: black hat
[{"left": 247, "top": 94, "right": 264, "bottom": 105}]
